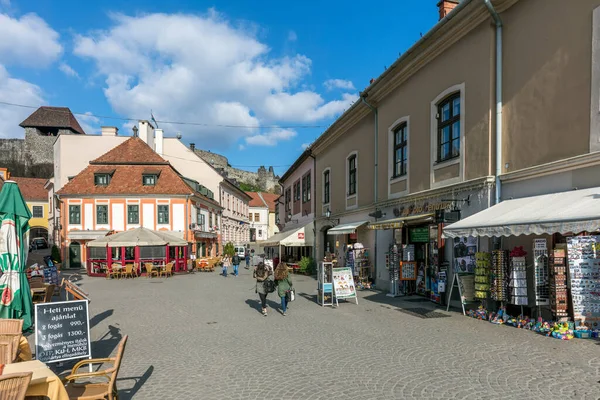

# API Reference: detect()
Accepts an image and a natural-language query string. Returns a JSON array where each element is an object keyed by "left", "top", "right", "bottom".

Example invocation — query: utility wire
[
  {"left": 161, "top": 151, "right": 292, "bottom": 169},
  {"left": 0, "top": 100, "right": 328, "bottom": 130}
]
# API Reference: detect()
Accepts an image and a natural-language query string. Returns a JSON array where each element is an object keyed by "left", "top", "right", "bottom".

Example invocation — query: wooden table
[
  {"left": 4, "top": 359, "right": 69, "bottom": 400},
  {"left": 17, "top": 335, "right": 32, "bottom": 361}
]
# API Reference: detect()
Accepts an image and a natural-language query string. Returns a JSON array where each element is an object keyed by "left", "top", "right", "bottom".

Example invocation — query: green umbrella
[{"left": 0, "top": 180, "right": 33, "bottom": 331}]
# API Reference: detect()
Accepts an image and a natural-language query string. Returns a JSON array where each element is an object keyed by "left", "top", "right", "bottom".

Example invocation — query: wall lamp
[{"left": 325, "top": 208, "right": 339, "bottom": 226}]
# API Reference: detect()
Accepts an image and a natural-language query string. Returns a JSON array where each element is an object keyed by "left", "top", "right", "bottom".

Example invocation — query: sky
[{"left": 0, "top": 0, "right": 438, "bottom": 175}]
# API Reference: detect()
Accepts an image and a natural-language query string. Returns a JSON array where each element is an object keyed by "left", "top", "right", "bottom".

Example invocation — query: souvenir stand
[
  {"left": 566, "top": 236, "right": 600, "bottom": 329},
  {"left": 386, "top": 244, "right": 400, "bottom": 297},
  {"left": 346, "top": 243, "right": 371, "bottom": 289},
  {"left": 550, "top": 247, "right": 569, "bottom": 319},
  {"left": 318, "top": 261, "right": 334, "bottom": 307},
  {"left": 533, "top": 239, "right": 550, "bottom": 315}
]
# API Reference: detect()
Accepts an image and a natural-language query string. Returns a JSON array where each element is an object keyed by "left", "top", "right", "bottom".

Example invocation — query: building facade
[
  {"left": 246, "top": 192, "right": 280, "bottom": 244},
  {"left": 11, "top": 176, "right": 49, "bottom": 242}
]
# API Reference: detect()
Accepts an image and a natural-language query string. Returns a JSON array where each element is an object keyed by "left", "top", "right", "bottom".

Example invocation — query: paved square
[{"left": 56, "top": 265, "right": 600, "bottom": 399}]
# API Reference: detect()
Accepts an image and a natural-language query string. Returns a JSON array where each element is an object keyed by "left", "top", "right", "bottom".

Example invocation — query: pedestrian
[
  {"left": 253, "top": 262, "right": 271, "bottom": 316},
  {"left": 222, "top": 255, "right": 231, "bottom": 277},
  {"left": 245, "top": 251, "right": 250, "bottom": 269},
  {"left": 274, "top": 263, "right": 293, "bottom": 316},
  {"left": 232, "top": 253, "right": 241, "bottom": 277}
]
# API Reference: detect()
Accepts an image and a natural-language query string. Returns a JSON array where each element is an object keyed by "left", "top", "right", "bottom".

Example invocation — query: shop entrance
[{"left": 69, "top": 242, "right": 82, "bottom": 269}]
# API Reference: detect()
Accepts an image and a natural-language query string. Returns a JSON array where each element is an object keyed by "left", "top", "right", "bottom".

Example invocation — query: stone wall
[
  {"left": 24, "top": 127, "right": 59, "bottom": 165},
  {"left": 0, "top": 127, "right": 58, "bottom": 178}
]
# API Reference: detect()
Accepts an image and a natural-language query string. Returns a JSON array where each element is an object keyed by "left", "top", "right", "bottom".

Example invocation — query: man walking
[
  {"left": 244, "top": 250, "right": 251, "bottom": 269},
  {"left": 232, "top": 253, "right": 241, "bottom": 277}
]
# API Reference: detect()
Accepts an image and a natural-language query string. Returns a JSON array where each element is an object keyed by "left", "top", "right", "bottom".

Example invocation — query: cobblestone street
[{"left": 62, "top": 265, "right": 600, "bottom": 399}]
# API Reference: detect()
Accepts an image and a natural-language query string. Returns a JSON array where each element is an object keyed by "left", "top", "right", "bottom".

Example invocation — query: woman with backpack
[
  {"left": 274, "top": 263, "right": 293, "bottom": 316},
  {"left": 253, "top": 262, "right": 271, "bottom": 316}
]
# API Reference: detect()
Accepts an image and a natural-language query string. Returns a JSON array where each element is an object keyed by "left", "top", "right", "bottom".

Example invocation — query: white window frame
[
  {"left": 346, "top": 151, "right": 358, "bottom": 210},
  {"left": 430, "top": 83, "right": 465, "bottom": 189},
  {"left": 388, "top": 116, "right": 410, "bottom": 199},
  {"left": 322, "top": 167, "right": 331, "bottom": 212}
]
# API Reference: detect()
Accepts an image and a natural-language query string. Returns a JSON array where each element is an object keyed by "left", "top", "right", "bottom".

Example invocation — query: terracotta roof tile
[
  {"left": 19, "top": 106, "right": 85, "bottom": 135},
  {"left": 91, "top": 137, "right": 168, "bottom": 164},
  {"left": 11, "top": 177, "right": 48, "bottom": 201},
  {"left": 246, "top": 192, "right": 279, "bottom": 211},
  {"left": 259, "top": 193, "right": 280, "bottom": 212},
  {"left": 246, "top": 192, "right": 267, "bottom": 208},
  {"left": 57, "top": 165, "right": 194, "bottom": 196}
]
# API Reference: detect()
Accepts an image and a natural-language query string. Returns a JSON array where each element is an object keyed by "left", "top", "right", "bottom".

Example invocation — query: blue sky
[{"left": 0, "top": 0, "right": 438, "bottom": 175}]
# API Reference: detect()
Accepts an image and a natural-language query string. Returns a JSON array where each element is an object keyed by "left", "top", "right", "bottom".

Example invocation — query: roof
[
  {"left": 246, "top": 192, "right": 267, "bottom": 208},
  {"left": 57, "top": 164, "right": 194, "bottom": 196},
  {"left": 19, "top": 106, "right": 86, "bottom": 135},
  {"left": 91, "top": 137, "right": 168, "bottom": 165},
  {"left": 11, "top": 177, "right": 48, "bottom": 201},
  {"left": 279, "top": 149, "right": 312, "bottom": 184},
  {"left": 260, "top": 193, "right": 280, "bottom": 212}
]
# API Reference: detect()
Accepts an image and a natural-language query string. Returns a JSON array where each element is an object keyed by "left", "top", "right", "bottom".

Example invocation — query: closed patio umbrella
[{"left": 0, "top": 181, "right": 33, "bottom": 331}]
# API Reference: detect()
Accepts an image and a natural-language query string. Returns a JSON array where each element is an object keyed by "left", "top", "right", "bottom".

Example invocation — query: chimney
[
  {"left": 437, "top": 0, "right": 459, "bottom": 21},
  {"left": 190, "top": 143, "right": 196, "bottom": 151},
  {"left": 154, "top": 129, "right": 164, "bottom": 155},
  {"left": 101, "top": 126, "right": 118, "bottom": 136},
  {"left": 138, "top": 120, "right": 154, "bottom": 150},
  {"left": 369, "top": 78, "right": 375, "bottom": 84}
]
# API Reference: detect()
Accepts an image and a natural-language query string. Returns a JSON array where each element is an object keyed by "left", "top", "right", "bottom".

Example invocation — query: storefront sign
[
  {"left": 298, "top": 232, "right": 305, "bottom": 240},
  {"left": 35, "top": 300, "right": 91, "bottom": 363},
  {"left": 332, "top": 267, "right": 357, "bottom": 299},
  {"left": 397, "top": 201, "right": 453, "bottom": 217},
  {"left": 409, "top": 227, "right": 429, "bottom": 243},
  {"left": 349, "top": 233, "right": 357, "bottom": 240}
]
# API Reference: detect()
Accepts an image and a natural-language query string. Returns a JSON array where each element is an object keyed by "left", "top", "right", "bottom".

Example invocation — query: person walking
[
  {"left": 253, "top": 262, "right": 271, "bottom": 316},
  {"left": 222, "top": 255, "right": 231, "bottom": 277},
  {"left": 274, "top": 263, "right": 293, "bottom": 316},
  {"left": 232, "top": 254, "right": 241, "bottom": 277},
  {"left": 244, "top": 251, "right": 251, "bottom": 269}
]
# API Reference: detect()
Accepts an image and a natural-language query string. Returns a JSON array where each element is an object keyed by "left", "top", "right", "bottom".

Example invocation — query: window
[
  {"left": 127, "top": 205, "right": 139, "bottom": 224},
  {"left": 157, "top": 205, "right": 169, "bottom": 224},
  {"left": 142, "top": 174, "right": 157, "bottom": 186},
  {"left": 254, "top": 213, "right": 260, "bottom": 222},
  {"left": 294, "top": 181, "right": 300, "bottom": 201},
  {"left": 94, "top": 174, "right": 110, "bottom": 186},
  {"left": 209, "top": 212, "right": 213, "bottom": 228},
  {"left": 306, "top": 174, "right": 311, "bottom": 201},
  {"left": 323, "top": 170, "right": 330, "bottom": 204},
  {"left": 437, "top": 93, "right": 461, "bottom": 162},
  {"left": 69, "top": 205, "right": 80, "bottom": 224},
  {"left": 96, "top": 205, "right": 108, "bottom": 224},
  {"left": 393, "top": 123, "right": 408, "bottom": 177},
  {"left": 197, "top": 212, "right": 205, "bottom": 229},
  {"left": 249, "top": 213, "right": 253, "bottom": 222},
  {"left": 227, "top": 194, "right": 230, "bottom": 210},
  {"left": 32, "top": 206, "right": 43, "bottom": 218},
  {"left": 285, "top": 188, "right": 291, "bottom": 212},
  {"left": 348, "top": 155, "right": 357, "bottom": 195}
]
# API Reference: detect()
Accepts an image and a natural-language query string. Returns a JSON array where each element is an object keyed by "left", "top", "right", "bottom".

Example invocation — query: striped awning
[
  {"left": 368, "top": 213, "right": 434, "bottom": 230},
  {"left": 327, "top": 221, "right": 368, "bottom": 235}
]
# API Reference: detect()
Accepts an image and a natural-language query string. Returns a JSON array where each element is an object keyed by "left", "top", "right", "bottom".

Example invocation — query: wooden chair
[
  {"left": 160, "top": 262, "right": 174, "bottom": 278},
  {"left": 29, "top": 276, "right": 44, "bottom": 288},
  {"left": 144, "top": 263, "right": 158, "bottom": 278},
  {"left": 122, "top": 264, "right": 134, "bottom": 279},
  {"left": 0, "top": 371, "right": 32, "bottom": 400},
  {"left": 132, "top": 263, "right": 140, "bottom": 278},
  {"left": 33, "top": 284, "right": 55, "bottom": 304},
  {"left": 43, "top": 284, "right": 55, "bottom": 303},
  {"left": 0, "top": 340, "right": 14, "bottom": 364},
  {"left": 64, "top": 335, "right": 128, "bottom": 400}
]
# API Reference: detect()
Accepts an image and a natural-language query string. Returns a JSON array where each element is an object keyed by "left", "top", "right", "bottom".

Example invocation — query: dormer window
[
  {"left": 143, "top": 174, "right": 157, "bottom": 186},
  {"left": 94, "top": 174, "right": 110, "bottom": 186}
]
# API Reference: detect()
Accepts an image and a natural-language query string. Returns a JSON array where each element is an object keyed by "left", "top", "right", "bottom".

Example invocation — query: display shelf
[
  {"left": 533, "top": 239, "right": 550, "bottom": 306},
  {"left": 550, "top": 248, "right": 568, "bottom": 318},
  {"left": 474, "top": 252, "right": 490, "bottom": 299},
  {"left": 509, "top": 256, "right": 528, "bottom": 306}
]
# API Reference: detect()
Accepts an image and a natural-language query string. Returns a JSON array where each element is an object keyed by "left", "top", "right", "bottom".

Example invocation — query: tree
[{"left": 223, "top": 242, "right": 235, "bottom": 257}]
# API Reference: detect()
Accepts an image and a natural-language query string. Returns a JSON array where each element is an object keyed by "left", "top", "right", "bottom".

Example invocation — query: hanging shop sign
[
  {"left": 332, "top": 267, "right": 358, "bottom": 305},
  {"left": 409, "top": 227, "right": 429, "bottom": 243},
  {"left": 567, "top": 236, "right": 600, "bottom": 328},
  {"left": 298, "top": 232, "right": 305, "bottom": 240}
]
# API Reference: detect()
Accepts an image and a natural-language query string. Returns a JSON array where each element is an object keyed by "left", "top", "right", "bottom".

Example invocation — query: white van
[{"left": 235, "top": 246, "right": 246, "bottom": 259}]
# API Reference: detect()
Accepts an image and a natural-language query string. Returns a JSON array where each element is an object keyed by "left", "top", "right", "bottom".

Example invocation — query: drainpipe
[
  {"left": 483, "top": 0, "right": 503, "bottom": 205},
  {"left": 361, "top": 95, "right": 379, "bottom": 280},
  {"left": 185, "top": 195, "right": 190, "bottom": 250},
  {"left": 309, "top": 152, "right": 317, "bottom": 264}
]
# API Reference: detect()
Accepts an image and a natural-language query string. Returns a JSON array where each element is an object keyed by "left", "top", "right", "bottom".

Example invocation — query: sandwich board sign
[
  {"left": 35, "top": 299, "right": 91, "bottom": 363},
  {"left": 332, "top": 267, "right": 358, "bottom": 306}
]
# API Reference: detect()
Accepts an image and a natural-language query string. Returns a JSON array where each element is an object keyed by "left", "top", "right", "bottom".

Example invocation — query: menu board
[
  {"left": 35, "top": 300, "right": 91, "bottom": 363},
  {"left": 567, "top": 236, "right": 600, "bottom": 328},
  {"left": 457, "top": 274, "right": 476, "bottom": 304},
  {"left": 332, "top": 267, "right": 357, "bottom": 299}
]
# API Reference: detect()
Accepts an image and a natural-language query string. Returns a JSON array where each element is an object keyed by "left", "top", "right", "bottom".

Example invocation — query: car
[
  {"left": 31, "top": 237, "right": 48, "bottom": 249},
  {"left": 235, "top": 246, "right": 246, "bottom": 259}
]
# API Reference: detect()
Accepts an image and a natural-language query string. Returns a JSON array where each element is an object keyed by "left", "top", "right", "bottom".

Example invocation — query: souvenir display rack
[
  {"left": 386, "top": 244, "right": 400, "bottom": 297},
  {"left": 491, "top": 250, "right": 509, "bottom": 302},
  {"left": 567, "top": 236, "right": 600, "bottom": 328},
  {"left": 400, "top": 261, "right": 417, "bottom": 281},
  {"left": 533, "top": 239, "right": 550, "bottom": 306},
  {"left": 474, "top": 252, "right": 491, "bottom": 299},
  {"left": 349, "top": 246, "right": 371, "bottom": 287},
  {"left": 509, "top": 256, "right": 528, "bottom": 306},
  {"left": 550, "top": 248, "right": 568, "bottom": 318}
]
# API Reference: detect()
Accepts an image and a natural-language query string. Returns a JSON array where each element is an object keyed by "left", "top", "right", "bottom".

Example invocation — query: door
[{"left": 69, "top": 242, "right": 82, "bottom": 269}]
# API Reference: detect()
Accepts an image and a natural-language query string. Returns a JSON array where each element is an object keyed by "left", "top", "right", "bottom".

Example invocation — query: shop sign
[
  {"left": 409, "top": 227, "right": 429, "bottom": 243},
  {"left": 332, "top": 267, "right": 357, "bottom": 299},
  {"left": 349, "top": 233, "right": 357, "bottom": 240},
  {"left": 397, "top": 201, "right": 453, "bottom": 217},
  {"left": 298, "top": 232, "right": 305, "bottom": 240}
]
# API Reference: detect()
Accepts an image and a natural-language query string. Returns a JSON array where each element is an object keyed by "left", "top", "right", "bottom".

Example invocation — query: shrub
[
  {"left": 51, "top": 244, "right": 62, "bottom": 263},
  {"left": 223, "top": 242, "right": 235, "bottom": 257},
  {"left": 298, "top": 256, "right": 315, "bottom": 275}
]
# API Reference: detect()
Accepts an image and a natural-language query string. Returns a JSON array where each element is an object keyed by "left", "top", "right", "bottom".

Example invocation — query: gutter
[
  {"left": 483, "top": 0, "right": 504, "bottom": 205},
  {"left": 309, "top": 151, "right": 317, "bottom": 264}
]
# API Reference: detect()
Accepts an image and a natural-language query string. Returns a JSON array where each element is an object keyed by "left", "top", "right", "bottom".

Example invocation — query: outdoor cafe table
[{"left": 3, "top": 359, "right": 69, "bottom": 400}]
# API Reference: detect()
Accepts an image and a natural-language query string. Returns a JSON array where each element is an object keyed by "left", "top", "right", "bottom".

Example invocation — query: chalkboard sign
[
  {"left": 35, "top": 299, "right": 91, "bottom": 363},
  {"left": 409, "top": 227, "right": 429, "bottom": 243}
]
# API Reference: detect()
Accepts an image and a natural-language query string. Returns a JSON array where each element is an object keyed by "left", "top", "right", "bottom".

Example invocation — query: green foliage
[
  {"left": 298, "top": 256, "right": 315, "bottom": 275},
  {"left": 223, "top": 242, "right": 235, "bottom": 257},
  {"left": 238, "top": 182, "right": 262, "bottom": 192},
  {"left": 51, "top": 244, "right": 62, "bottom": 263}
]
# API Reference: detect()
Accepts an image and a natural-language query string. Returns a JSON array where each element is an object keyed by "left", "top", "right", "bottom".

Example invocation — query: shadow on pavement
[
  {"left": 118, "top": 365, "right": 154, "bottom": 400},
  {"left": 90, "top": 309, "right": 114, "bottom": 329},
  {"left": 92, "top": 324, "right": 123, "bottom": 359},
  {"left": 245, "top": 298, "right": 281, "bottom": 314},
  {"left": 298, "top": 292, "right": 317, "bottom": 303}
]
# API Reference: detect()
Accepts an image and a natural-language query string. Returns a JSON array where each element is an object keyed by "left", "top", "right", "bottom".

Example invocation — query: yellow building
[{"left": 12, "top": 176, "right": 49, "bottom": 241}]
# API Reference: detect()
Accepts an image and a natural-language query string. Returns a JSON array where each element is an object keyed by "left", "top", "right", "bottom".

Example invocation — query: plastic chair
[{"left": 0, "top": 371, "right": 32, "bottom": 400}]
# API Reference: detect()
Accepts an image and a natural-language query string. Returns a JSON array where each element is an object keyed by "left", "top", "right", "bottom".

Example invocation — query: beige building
[{"left": 313, "top": 0, "right": 600, "bottom": 293}]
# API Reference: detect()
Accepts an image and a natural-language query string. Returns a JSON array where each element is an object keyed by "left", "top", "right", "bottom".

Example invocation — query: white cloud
[
  {"left": 288, "top": 30, "right": 297, "bottom": 42},
  {"left": 0, "top": 13, "right": 62, "bottom": 67},
  {"left": 245, "top": 128, "right": 296, "bottom": 146},
  {"left": 324, "top": 79, "right": 355, "bottom": 91},
  {"left": 301, "top": 143, "right": 310, "bottom": 150},
  {"left": 238, "top": 144, "right": 245, "bottom": 151},
  {"left": 77, "top": 111, "right": 100, "bottom": 135},
  {"left": 73, "top": 12, "right": 352, "bottom": 148},
  {"left": 59, "top": 62, "right": 79, "bottom": 78},
  {"left": 0, "top": 65, "right": 44, "bottom": 138}
]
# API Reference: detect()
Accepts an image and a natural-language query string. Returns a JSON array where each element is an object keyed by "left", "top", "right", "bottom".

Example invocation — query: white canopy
[
  {"left": 87, "top": 227, "right": 188, "bottom": 247},
  {"left": 443, "top": 187, "right": 600, "bottom": 238},
  {"left": 262, "top": 223, "right": 313, "bottom": 247},
  {"left": 327, "top": 221, "right": 369, "bottom": 235}
]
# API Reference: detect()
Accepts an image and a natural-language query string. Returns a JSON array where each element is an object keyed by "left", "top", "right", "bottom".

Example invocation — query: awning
[
  {"left": 68, "top": 230, "right": 110, "bottom": 240},
  {"left": 443, "top": 187, "right": 600, "bottom": 238},
  {"left": 327, "top": 221, "right": 368, "bottom": 235},
  {"left": 262, "top": 223, "right": 314, "bottom": 247},
  {"left": 87, "top": 227, "right": 188, "bottom": 247},
  {"left": 368, "top": 213, "right": 434, "bottom": 230}
]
